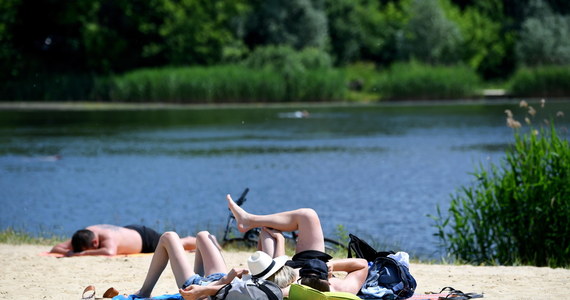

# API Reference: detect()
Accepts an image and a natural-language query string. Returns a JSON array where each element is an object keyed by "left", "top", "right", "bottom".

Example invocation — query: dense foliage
[
  {"left": 433, "top": 102, "right": 569, "bottom": 267},
  {"left": 1, "top": 0, "right": 570, "bottom": 100}
]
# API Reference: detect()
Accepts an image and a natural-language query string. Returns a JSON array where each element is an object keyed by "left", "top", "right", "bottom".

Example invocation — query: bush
[
  {"left": 375, "top": 62, "right": 481, "bottom": 100},
  {"left": 433, "top": 101, "right": 569, "bottom": 267},
  {"left": 509, "top": 65, "right": 570, "bottom": 97}
]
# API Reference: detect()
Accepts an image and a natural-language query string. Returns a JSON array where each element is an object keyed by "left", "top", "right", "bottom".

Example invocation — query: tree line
[{"left": 1, "top": 0, "right": 569, "bottom": 84}]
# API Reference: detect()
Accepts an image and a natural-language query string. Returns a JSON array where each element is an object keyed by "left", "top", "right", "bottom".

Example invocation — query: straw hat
[{"left": 247, "top": 251, "right": 289, "bottom": 280}]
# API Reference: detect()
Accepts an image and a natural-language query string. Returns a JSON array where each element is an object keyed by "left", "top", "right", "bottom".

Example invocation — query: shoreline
[
  {"left": 1, "top": 98, "right": 569, "bottom": 111},
  {"left": 2, "top": 243, "right": 569, "bottom": 299}
]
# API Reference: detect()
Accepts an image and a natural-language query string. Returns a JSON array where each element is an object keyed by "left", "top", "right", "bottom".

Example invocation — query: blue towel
[{"left": 112, "top": 294, "right": 182, "bottom": 300}]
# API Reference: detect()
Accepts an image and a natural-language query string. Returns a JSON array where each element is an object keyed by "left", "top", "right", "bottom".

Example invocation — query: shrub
[
  {"left": 433, "top": 100, "right": 569, "bottom": 267},
  {"left": 509, "top": 65, "right": 570, "bottom": 97},
  {"left": 375, "top": 62, "right": 481, "bottom": 100}
]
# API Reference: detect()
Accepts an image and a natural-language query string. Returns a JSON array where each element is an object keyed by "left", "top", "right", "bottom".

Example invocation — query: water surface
[{"left": 1, "top": 100, "right": 568, "bottom": 259}]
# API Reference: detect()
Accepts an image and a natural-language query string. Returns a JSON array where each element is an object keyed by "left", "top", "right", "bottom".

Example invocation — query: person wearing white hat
[
  {"left": 226, "top": 194, "right": 368, "bottom": 296},
  {"left": 125, "top": 230, "right": 295, "bottom": 300}
]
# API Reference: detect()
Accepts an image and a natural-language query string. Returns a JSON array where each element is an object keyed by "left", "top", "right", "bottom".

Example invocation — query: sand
[{"left": 1, "top": 244, "right": 568, "bottom": 300}]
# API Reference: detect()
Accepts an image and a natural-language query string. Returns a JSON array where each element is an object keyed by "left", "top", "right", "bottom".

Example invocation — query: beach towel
[
  {"left": 406, "top": 294, "right": 449, "bottom": 300},
  {"left": 287, "top": 283, "right": 361, "bottom": 300},
  {"left": 39, "top": 251, "right": 153, "bottom": 258},
  {"left": 112, "top": 294, "right": 182, "bottom": 300}
]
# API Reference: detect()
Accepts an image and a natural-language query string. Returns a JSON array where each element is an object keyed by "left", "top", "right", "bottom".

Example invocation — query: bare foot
[{"left": 226, "top": 194, "right": 252, "bottom": 232}]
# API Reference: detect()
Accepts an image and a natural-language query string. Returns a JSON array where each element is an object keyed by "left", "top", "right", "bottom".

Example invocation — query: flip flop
[
  {"left": 464, "top": 292, "right": 484, "bottom": 299},
  {"left": 437, "top": 287, "right": 484, "bottom": 299},
  {"left": 82, "top": 285, "right": 96, "bottom": 300},
  {"left": 102, "top": 287, "right": 120, "bottom": 298}
]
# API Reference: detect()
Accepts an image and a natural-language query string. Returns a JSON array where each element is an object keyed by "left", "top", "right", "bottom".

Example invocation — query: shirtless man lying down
[{"left": 50, "top": 224, "right": 196, "bottom": 256}]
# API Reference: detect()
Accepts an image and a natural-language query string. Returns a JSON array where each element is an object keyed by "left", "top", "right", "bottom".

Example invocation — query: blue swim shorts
[{"left": 181, "top": 272, "right": 226, "bottom": 289}]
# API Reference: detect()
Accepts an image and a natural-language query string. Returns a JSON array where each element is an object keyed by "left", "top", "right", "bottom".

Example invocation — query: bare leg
[
  {"left": 259, "top": 227, "right": 286, "bottom": 258},
  {"left": 193, "top": 231, "right": 227, "bottom": 276},
  {"left": 180, "top": 236, "right": 197, "bottom": 251},
  {"left": 137, "top": 232, "right": 194, "bottom": 297},
  {"left": 226, "top": 194, "right": 325, "bottom": 253}
]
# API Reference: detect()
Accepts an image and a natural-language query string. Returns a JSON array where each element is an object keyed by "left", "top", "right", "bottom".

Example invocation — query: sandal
[
  {"left": 82, "top": 285, "right": 96, "bottom": 300},
  {"left": 102, "top": 287, "right": 120, "bottom": 298},
  {"left": 437, "top": 287, "right": 484, "bottom": 299}
]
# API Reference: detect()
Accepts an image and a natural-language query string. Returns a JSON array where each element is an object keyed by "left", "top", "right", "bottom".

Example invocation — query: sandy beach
[{"left": 1, "top": 244, "right": 568, "bottom": 300}]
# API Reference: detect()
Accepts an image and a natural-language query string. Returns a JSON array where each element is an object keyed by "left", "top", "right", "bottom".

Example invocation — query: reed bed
[
  {"left": 433, "top": 100, "right": 569, "bottom": 267},
  {"left": 109, "top": 65, "right": 346, "bottom": 103},
  {"left": 509, "top": 65, "right": 570, "bottom": 98},
  {"left": 374, "top": 62, "right": 482, "bottom": 100}
]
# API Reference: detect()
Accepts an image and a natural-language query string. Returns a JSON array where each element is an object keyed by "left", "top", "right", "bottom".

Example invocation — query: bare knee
[
  {"left": 196, "top": 230, "right": 213, "bottom": 242},
  {"left": 298, "top": 208, "right": 320, "bottom": 222},
  {"left": 160, "top": 231, "right": 180, "bottom": 242}
]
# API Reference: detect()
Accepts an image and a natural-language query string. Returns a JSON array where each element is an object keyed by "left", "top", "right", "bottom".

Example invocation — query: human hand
[
  {"left": 262, "top": 227, "right": 284, "bottom": 240},
  {"left": 179, "top": 285, "right": 206, "bottom": 300},
  {"left": 227, "top": 267, "right": 249, "bottom": 280}
]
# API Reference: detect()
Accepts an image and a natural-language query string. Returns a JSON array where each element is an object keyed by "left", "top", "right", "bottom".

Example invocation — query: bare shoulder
[{"left": 87, "top": 224, "right": 123, "bottom": 231}]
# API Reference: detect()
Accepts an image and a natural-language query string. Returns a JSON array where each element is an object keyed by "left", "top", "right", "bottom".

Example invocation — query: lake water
[{"left": 1, "top": 100, "right": 568, "bottom": 260}]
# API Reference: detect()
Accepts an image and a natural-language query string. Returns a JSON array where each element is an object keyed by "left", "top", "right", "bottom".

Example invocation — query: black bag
[
  {"left": 347, "top": 233, "right": 394, "bottom": 261},
  {"left": 347, "top": 234, "right": 417, "bottom": 300},
  {"left": 211, "top": 277, "right": 283, "bottom": 300}
]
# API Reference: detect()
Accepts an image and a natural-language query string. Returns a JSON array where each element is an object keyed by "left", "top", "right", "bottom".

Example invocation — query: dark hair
[
  {"left": 300, "top": 275, "right": 330, "bottom": 292},
  {"left": 71, "top": 229, "right": 95, "bottom": 253}
]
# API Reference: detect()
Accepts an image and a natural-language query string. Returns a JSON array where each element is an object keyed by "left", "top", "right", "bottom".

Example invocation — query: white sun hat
[{"left": 247, "top": 251, "right": 289, "bottom": 280}]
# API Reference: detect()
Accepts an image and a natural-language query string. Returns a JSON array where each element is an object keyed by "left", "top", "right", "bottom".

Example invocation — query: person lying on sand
[
  {"left": 50, "top": 224, "right": 196, "bottom": 256},
  {"left": 126, "top": 230, "right": 294, "bottom": 299},
  {"left": 226, "top": 194, "right": 368, "bottom": 295}
]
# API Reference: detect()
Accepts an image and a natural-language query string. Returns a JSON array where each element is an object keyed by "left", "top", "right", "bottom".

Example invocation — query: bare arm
[
  {"left": 70, "top": 233, "right": 119, "bottom": 256},
  {"left": 261, "top": 227, "right": 286, "bottom": 257},
  {"left": 179, "top": 268, "right": 248, "bottom": 300},
  {"left": 50, "top": 240, "right": 72, "bottom": 255},
  {"left": 329, "top": 258, "right": 368, "bottom": 294},
  {"left": 179, "top": 285, "right": 220, "bottom": 300}
]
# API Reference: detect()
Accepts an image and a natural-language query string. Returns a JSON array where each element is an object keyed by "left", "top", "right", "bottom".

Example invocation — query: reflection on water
[{"left": 1, "top": 101, "right": 568, "bottom": 259}]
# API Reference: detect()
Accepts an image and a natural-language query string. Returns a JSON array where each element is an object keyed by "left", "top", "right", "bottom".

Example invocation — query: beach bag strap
[{"left": 255, "top": 279, "right": 279, "bottom": 300}]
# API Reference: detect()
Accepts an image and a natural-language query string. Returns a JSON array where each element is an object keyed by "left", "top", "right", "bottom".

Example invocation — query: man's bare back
[
  {"left": 87, "top": 224, "right": 144, "bottom": 255},
  {"left": 50, "top": 224, "right": 196, "bottom": 256}
]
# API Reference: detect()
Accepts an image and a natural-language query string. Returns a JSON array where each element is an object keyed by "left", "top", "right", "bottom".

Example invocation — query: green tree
[
  {"left": 442, "top": 0, "right": 514, "bottom": 79},
  {"left": 0, "top": 0, "right": 23, "bottom": 79},
  {"left": 243, "top": 0, "right": 328, "bottom": 50},
  {"left": 158, "top": 0, "right": 249, "bottom": 66},
  {"left": 398, "top": 0, "right": 463, "bottom": 65},
  {"left": 516, "top": 0, "right": 570, "bottom": 66}
]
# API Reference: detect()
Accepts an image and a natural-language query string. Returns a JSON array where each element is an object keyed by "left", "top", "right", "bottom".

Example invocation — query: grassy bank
[
  {"left": 0, "top": 228, "right": 66, "bottom": 246},
  {"left": 2, "top": 63, "right": 569, "bottom": 102}
]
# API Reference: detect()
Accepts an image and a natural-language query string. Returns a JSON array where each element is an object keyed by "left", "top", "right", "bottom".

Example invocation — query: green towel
[{"left": 287, "top": 284, "right": 360, "bottom": 300}]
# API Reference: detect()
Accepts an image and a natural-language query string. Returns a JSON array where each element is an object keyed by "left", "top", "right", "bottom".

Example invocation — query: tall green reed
[
  {"left": 509, "top": 65, "right": 570, "bottom": 98},
  {"left": 109, "top": 64, "right": 346, "bottom": 103},
  {"left": 433, "top": 100, "right": 569, "bottom": 267},
  {"left": 375, "top": 61, "right": 481, "bottom": 100}
]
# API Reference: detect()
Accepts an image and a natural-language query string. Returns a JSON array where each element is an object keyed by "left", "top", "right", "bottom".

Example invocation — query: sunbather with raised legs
[
  {"left": 226, "top": 194, "right": 368, "bottom": 295},
  {"left": 127, "top": 230, "right": 295, "bottom": 300}
]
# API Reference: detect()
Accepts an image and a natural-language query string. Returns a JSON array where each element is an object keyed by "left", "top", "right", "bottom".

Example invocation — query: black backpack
[
  {"left": 211, "top": 277, "right": 283, "bottom": 300},
  {"left": 347, "top": 234, "right": 417, "bottom": 300}
]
